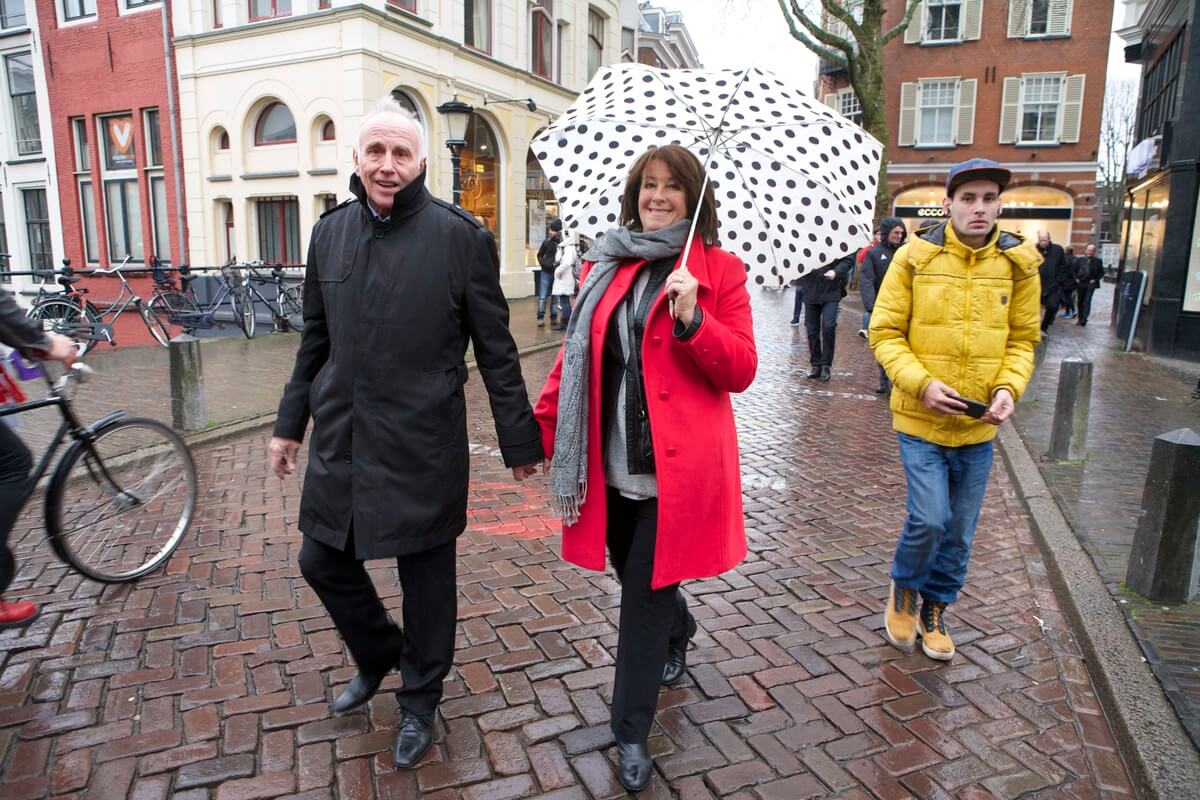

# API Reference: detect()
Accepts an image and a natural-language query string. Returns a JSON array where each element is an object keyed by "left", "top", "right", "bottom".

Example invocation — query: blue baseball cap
[{"left": 945, "top": 158, "right": 1011, "bottom": 196}]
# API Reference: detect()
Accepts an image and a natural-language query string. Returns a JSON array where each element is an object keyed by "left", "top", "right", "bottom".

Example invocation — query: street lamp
[{"left": 437, "top": 96, "right": 474, "bottom": 207}]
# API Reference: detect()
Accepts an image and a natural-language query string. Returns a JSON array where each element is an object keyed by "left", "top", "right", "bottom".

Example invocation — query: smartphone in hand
[{"left": 956, "top": 397, "right": 990, "bottom": 419}]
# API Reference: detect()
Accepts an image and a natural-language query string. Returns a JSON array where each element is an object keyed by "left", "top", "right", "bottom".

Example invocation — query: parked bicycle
[
  {"left": 27, "top": 257, "right": 169, "bottom": 348},
  {"left": 0, "top": 357, "right": 197, "bottom": 582},
  {"left": 148, "top": 259, "right": 256, "bottom": 339},
  {"left": 23, "top": 261, "right": 111, "bottom": 355},
  {"left": 244, "top": 261, "right": 305, "bottom": 334}
]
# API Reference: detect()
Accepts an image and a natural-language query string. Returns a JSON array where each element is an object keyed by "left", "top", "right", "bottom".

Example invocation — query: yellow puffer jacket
[{"left": 869, "top": 221, "right": 1043, "bottom": 447}]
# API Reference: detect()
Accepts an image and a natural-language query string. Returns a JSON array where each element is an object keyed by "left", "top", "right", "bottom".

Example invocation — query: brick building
[
  {"left": 35, "top": 0, "right": 187, "bottom": 345},
  {"left": 819, "top": 0, "right": 1113, "bottom": 250}
]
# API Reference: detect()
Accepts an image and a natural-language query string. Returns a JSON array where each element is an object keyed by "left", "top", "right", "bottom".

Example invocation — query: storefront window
[
  {"left": 526, "top": 147, "right": 555, "bottom": 262},
  {"left": 1184, "top": 186, "right": 1200, "bottom": 314},
  {"left": 460, "top": 114, "right": 499, "bottom": 237},
  {"left": 892, "top": 184, "right": 1073, "bottom": 244},
  {"left": 1140, "top": 182, "right": 1169, "bottom": 305}
]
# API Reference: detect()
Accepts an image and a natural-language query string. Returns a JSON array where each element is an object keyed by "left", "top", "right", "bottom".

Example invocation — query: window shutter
[
  {"left": 905, "top": 2, "right": 924, "bottom": 44},
  {"left": 1048, "top": 0, "right": 1072, "bottom": 36},
  {"left": 824, "top": 93, "right": 838, "bottom": 109},
  {"left": 1059, "top": 74, "right": 1085, "bottom": 142},
  {"left": 963, "top": 0, "right": 984, "bottom": 40},
  {"left": 1007, "top": 0, "right": 1028, "bottom": 37},
  {"left": 955, "top": 79, "right": 977, "bottom": 145},
  {"left": 999, "top": 77, "right": 1021, "bottom": 143},
  {"left": 899, "top": 82, "right": 918, "bottom": 146}
]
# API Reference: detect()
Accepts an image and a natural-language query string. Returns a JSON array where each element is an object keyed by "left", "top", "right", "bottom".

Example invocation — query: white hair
[{"left": 357, "top": 97, "right": 427, "bottom": 160}]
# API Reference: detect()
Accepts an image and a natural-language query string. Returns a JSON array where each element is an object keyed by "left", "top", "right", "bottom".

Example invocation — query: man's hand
[
  {"left": 922, "top": 380, "right": 968, "bottom": 415},
  {"left": 983, "top": 388, "right": 1015, "bottom": 425},
  {"left": 512, "top": 460, "right": 546, "bottom": 481},
  {"left": 32, "top": 333, "right": 77, "bottom": 366},
  {"left": 269, "top": 437, "right": 301, "bottom": 479},
  {"left": 824, "top": 269, "right": 837, "bottom": 279}
]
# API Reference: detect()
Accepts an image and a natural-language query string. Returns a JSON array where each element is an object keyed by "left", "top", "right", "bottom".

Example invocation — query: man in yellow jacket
[{"left": 869, "top": 158, "right": 1042, "bottom": 661}]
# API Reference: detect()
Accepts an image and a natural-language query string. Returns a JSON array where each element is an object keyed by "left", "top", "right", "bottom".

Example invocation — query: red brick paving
[{"left": 0, "top": 289, "right": 1136, "bottom": 797}]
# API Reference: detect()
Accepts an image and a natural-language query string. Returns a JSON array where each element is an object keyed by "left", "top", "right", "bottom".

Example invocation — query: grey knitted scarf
[{"left": 550, "top": 219, "right": 691, "bottom": 525}]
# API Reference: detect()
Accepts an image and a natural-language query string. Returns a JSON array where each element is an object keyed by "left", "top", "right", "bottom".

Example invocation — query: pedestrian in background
[
  {"left": 870, "top": 158, "right": 1042, "bottom": 662},
  {"left": 789, "top": 281, "right": 804, "bottom": 326},
  {"left": 1074, "top": 243, "right": 1104, "bottom": 327},
  {"left": 550, "top": 228, "right": 579, "bottom": 331},
  {"left": 537, "top": 219, "right": 564, "bottom": 326},
  {"left": 860, "top": 217, "right": 906, "bottom": 394},
  {"left": 1060, "top": 246, "right": 1078, "bottom": 319},
  {"left": 1037, "top": 231, "right": 1069, "bottom": 334},
  {"left": 798, "top": 252, "right": 855, "bottom": 382},
  {"left": 534, "top": 144, "right": 757, "bottom": 792},
  {"left": 268, "top": 100, "right": 543, "bottom": 769}
]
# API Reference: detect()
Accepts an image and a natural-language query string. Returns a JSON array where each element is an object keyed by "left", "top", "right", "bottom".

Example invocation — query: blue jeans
[
  {"left": 536, "top": 271, "right": 556, "bottom": 320},
  {"left": 891, "top": 433, "right": 994, "bottom": 604}
]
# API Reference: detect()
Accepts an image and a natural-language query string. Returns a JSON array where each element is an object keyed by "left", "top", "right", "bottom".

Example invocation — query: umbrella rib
[{"left": 723, "top": 156, "right": 785, "bottom": 282}]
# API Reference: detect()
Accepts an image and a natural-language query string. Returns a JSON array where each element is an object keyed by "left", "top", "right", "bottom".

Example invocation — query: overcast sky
[{"left": 681, "top": 0, "right": 1141, "bottom": 89}]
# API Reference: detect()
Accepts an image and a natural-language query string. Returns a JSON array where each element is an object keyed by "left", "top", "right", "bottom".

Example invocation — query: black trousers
[
  {"left": 805, "top": 300, "right": 840, "bottom": 367},
  {"left": 607, "top": 489, "right": 690, "bottom": 743},
  {"left": 1076, "top": 287, "right": 1095, "bottom": 324},
  {"left": 298, "top": 531, "right": 457, "bottom": 716},
  {"left": 1041, "top": 303, "right": 1058, "bottom": 333},
  {"left": 791, "top": 286, "right": 804, "bottom": 323},
  {"left": 0, "top": 423, "right": 33, "bottom": 595},
  {"left": 1060, "top": 289, "right": 1076, "bottom": 312}
]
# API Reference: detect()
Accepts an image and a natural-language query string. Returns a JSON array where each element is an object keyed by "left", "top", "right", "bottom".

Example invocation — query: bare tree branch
[
  {"left": 776, "top": 0, "right": 849, "bottom": 66},
  {"left": 788, "top": 0, "right": 856, "bottom": 55},
  {"left": 882, "top": 0, "right": 923, "bottom": 44},
  {"left": 821, "top": 0, "right": 864, "bottom": 42}
]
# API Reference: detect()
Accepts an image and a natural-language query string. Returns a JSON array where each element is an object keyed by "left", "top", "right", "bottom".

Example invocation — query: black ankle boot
[
  {"left": 806, "top": 366, "right": 821, "bottom": 379},
  {"left": 661, "top": 613, "right": 697, "bottom": 686},
  {"left": 616, "top": 740, "right": 653, "bottom": 791},
  {"left": 392, "top": 710, "right": 434, "bottom": 768}
]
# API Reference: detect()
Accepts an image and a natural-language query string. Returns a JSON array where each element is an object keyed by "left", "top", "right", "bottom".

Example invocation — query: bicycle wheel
[
  {"left": 29, "top": 298, "right": 101, "bottom": 354},
  {"left": 231, "top": 288, "right": 256, "bottom": 339},
  {"left": 140, "top": 302, "right": 171, "bottom": 346},
  {"left": 279, "top": 284, "right": 305, "bottom": 332},
  {"left": 45, "top": 416, "right": 196, "bottom": 583},
  {"left": 148, "top": 291, "right": 194, "bottom": 333}
]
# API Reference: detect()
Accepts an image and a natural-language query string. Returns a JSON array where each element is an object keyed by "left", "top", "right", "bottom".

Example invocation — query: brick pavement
[
  {"left": 0, "top": 289, "right": 1136, "bottom": 798},
  {"left": 1010, "top": 287, "right": 1200, "bottom": 750}
]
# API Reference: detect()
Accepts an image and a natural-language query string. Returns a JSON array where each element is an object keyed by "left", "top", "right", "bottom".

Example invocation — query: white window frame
[
  {"left": 5, "top": 52, "right": 41, "bottom": 157},
  {"left": 0, "top": 0, "right": 27, "bottom": 30},
  {"left": 119, "top": 0, "right": 161, "bottom": 16},
  {"left": 78, "top": 178, "right": 99, "bottom": 263},
  {"left": 917, "top": 78, "right": 958, "bottom": 147},
  {"left": 1017, "top": 73, "right": 1063, "bottom": 145},
  {"left": 587, "top": 7, "right": 605, "bottom": 81},
  {"left": 1027, "top": 0, "right": 1052, "bottom": 36},
  {"left": 98, "top": 113, "right": 144, "bottom": 263},
  {"left": 529, "top": 1, "right": 555, "bottom": 80},
  {"left": 924, "top": 0, "right": 963, "bottom": 43},
  {"left": 57, "top": 0, "right": 97, "bottom": 26},
  {"left": 838, "top": 88, "right": 862, "bottom": 125}
]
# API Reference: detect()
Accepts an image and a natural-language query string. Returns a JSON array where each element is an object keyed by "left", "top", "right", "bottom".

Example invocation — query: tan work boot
[
  {"left": 884, "top": 581, "right": 918, "bottom": 652},
  {"left": 918, "top": 600, "right": 955, "bottom": 661}
]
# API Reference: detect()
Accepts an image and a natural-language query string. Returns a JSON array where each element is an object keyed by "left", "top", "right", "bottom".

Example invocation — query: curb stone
[{"left": 996, "top": 424, "right": 1200, "bottom": 799}]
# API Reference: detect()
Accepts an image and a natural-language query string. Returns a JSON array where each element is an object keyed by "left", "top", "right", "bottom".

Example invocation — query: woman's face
[{"left": 637, "top": 159, "right": 688, "bottom": 232}]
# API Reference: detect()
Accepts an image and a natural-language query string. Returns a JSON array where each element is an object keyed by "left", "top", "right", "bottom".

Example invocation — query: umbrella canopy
[{"left": 532, "top": 64, "right": 882, "bottom": 286}]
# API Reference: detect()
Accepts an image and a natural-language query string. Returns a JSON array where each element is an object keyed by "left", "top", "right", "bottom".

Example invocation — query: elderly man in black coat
[
  {"left": 1073, "top": 243, "right": 1105, "bottom": 326},
  {"left": 1037, "top": 231, "right": 1070, "bottom": 334},
  {"left": 269, "top": 100, "right": 543, "bottom": 769}
]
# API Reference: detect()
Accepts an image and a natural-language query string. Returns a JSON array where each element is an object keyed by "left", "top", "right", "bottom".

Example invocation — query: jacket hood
[
  {"left": 348, "top": 171, "right": 430, "bottom": 225},
  {"left": 878, "top": 216, "right": 907, "bottom": 248},
  {"left": 907, "top": 220, "right": 1041, "bottom": 276}
]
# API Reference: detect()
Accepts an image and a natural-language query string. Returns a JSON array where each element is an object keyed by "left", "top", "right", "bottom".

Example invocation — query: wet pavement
[{"left": 0, "top": 288, "right": 1137, "bottom": 798}]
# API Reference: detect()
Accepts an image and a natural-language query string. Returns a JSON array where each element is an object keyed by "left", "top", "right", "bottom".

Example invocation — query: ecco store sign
[{"left": 895, "top": 205, "right": 948, "bottom": 218}]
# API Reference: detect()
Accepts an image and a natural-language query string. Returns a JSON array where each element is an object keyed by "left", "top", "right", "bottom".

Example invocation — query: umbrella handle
[{"left": 672, "top": 167, "right": 712, "bottom": 320}]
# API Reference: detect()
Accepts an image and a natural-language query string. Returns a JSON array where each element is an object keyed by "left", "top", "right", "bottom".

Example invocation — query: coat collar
[
  {"left": 617, "top": 236, "right": 715, "bottom": 291},
  {"left": 348, "top": 172, "right": 430, "bottom": 226},
  {"left": 906, "top": 221, "right": 1040, "bottom": 276}
]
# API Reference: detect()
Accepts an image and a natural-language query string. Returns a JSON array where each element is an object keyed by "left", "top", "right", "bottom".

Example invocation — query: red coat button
[
  {"left": 659, "top": 390, "right": 669, "bottom": 400},
  {"left": 666, "top": 447, "right": 676, "bottom": 457},
  {"left": 651, "top": 336, "right": 662, "bottom": 347}
]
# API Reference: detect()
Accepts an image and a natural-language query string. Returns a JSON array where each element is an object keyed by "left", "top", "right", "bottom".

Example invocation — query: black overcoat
[{"left": 274, "top": 173, "right": 543, "bottom": 559}]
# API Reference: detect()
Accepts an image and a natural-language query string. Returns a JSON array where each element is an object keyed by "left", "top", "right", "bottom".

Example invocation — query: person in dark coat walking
[
  {"left": 537, "top": 219, "right": 563, "bottom": 326},
  {"left": 860, "top": 218, "right": 906, "bottom": 394},
  {"left": 1074, "top": 243, "right": 1105, "bottom": 326},
  {"left": 1036, "top": 231, "right": 1070, "bottom": 333},
  {"left": 268, "top": 101, "right": 543, "bottom": 769},
  {"left": 1060, "top": 247, "right": 1078, "bottom": 318},
  {"left": 798, "top": 253, "right": 855, "bottom": 381}
]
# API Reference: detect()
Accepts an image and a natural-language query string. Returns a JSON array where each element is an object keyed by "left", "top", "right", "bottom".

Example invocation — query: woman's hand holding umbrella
[{"left": 666, "top": 266, "right": 699, "bottom": 325}]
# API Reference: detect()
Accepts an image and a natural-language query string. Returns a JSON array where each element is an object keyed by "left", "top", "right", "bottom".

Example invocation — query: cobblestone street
[{"left": 0, "top": 290, "right": 1136, "bottom": 799}]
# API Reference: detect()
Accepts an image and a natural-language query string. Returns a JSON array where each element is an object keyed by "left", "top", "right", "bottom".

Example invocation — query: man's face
[
  {"left": 1038, "top": 232, "right": 1051, "bottom": 249},
  {"left": 1085, "top": 244, "right": 1096, "bottom": 257},
  {"left": 353, "top": 114, "right": 426, "bottom": 215},
  {"left": 943, "top": 180, "right": 1002, "bottom": 240},
  {"left": 887, "top": 226, "right": 905, "bottom": 245}
]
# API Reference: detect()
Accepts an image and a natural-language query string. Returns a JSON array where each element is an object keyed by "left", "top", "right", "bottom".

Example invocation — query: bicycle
[
  {"left": 24, "top": 260, "right": 110, "bottom": 355},
  {"left": 244, "top": 261, "right": 305, "bottom": 334},
  {"left": 29, "top": 258, "right": 169, "bottom": 348},
  {"left": 1, "top": 357, "right": 197, "bottom": 582},
  {"left": 148, "top": 259, "right": 256, "bottom": 340}
]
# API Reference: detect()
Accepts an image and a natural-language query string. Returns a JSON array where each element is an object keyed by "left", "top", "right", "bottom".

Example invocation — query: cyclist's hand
[
  {"left": 37, "top": 333, "right": 77, "bottom": 366},
  {"left": 269, "top": 436, "right": 301, "bottom": 479}
]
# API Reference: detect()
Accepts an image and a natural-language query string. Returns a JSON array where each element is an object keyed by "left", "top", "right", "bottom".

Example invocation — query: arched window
[
  {"left": 460, "top": 113, "right": 500, "bottom": 236},
  {"left": 214, "top": 127, "right": 230, "bottom": 151},
  {"left": 320, "top": 119, "right": 335, "bottom": 141},
  {"left": 254, "top": 102, "right": 296, "bottom": 146},
  {"left": 390, "top": 89, "right": 421, "bottom": 120}
]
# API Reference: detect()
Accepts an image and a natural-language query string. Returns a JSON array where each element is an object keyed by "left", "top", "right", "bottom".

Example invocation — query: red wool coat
[{"left": 533, "top": 239, "right": 758, "bottom": 589}]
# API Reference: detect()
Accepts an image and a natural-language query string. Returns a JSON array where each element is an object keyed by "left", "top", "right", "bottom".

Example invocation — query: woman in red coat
[{"left": 533, "top": 144, "right": 757, "bottom": 790}]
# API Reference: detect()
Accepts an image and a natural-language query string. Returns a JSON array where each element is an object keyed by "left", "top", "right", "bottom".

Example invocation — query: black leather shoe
[
  {"left": 806, "top": 366, "right": 821, "bottom": 379},
  {"left": 820, "top": 366, "right": 832, "bottom": 382},
  {"left": 392, "top": 710, "right": 434, "bottom": 768},
  {"left": 616, "top": 740, "right": 653, "bottom": 791},
  {"left": 331, "top": 670, "right": 387, "bottom": 715},
  {"left": 662, "top": 614, "right": 697, "bottom": 686}
]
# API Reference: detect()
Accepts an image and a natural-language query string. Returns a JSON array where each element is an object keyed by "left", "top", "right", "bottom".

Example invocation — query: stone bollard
[
  {"left": 1125, "top": 428, "right": 1200, "bottom": 602},
  {"left": 169, "top": 334, "right": 207, "bottom": 431},
  {"left": 1048, "top": 358, "right": 1092, "bottom": 460}
]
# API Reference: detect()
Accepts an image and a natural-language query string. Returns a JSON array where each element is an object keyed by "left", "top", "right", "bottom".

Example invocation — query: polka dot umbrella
[{"left": 532, "top": 63, "right": 882, "bottom": 286}]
